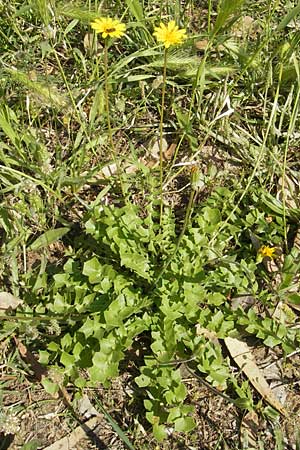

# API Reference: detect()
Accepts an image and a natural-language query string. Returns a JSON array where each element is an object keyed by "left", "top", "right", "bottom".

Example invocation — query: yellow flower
[
  {"left": 153, "top": 20, "right": 186, "bottom": 48},
  {"left": 90, "top": 17, "right": 126, "bottom": 39},
  {"left": 258, "top": 245, "right": 276, "bottom": 259}
]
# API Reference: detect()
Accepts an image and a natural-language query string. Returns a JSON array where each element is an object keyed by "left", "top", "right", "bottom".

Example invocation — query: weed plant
[{"left": 0, "top": 0, "right": 300, "bottom": 446}]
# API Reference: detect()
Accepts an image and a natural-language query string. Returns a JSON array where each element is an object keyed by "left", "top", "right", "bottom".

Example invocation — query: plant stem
[
  {"left": 104, "top": 41, "right": 126, "bottom": 198},
  {"left": 53, "top": 49, "right": 90, "bottom": 170},
  {"left": 155, "top": 175, "right": 197, "bottom": 284},
  {"left": 159, "top": 48, "right": 168, "bottom": 224}
]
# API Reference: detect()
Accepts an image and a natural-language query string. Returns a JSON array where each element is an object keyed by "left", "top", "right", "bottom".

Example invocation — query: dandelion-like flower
[
  {"left": 153, "top": 20, "right": 186, "bottom": 48},
  {"left": 90, "top": 17, "right": 126, "bottom": 39},
  {"left": 258, "top": 245, "right": 276, "bottom": 259}
]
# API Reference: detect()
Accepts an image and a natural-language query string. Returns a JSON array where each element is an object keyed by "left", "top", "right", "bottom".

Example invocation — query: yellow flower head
[
  {"left": 153, "top": 20, "right": 186, "bottom": 48},
  {"left": 90, "top": 17, "right": 126, "bottom": 39},
  {"left": 258, "top": 245, "right": 276, "bottom": 259}
]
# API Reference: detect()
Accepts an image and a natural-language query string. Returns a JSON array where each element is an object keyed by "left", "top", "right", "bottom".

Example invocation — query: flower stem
[
  {"left": 104, "top": 41, "right": 126, "bottom": 198},
  {"left": 155, "top": 178, "right": 196, "bottom": 285},
  {"left": 159, "top": 48, "right": 168, "bottom": 224}
]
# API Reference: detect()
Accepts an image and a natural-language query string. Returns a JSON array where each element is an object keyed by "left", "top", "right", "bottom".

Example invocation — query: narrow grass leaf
[
  {"left": 125, "top": 0, "right": 153, "bottom": 43},
  {"left": 64, "top": 18, "right": 79, "bottom": 36},
  {"left": 28, "top": 227, "right": 70, "bottom": 251},
  {"left": 212, "top": 0, "right": 244, "bottom": 35},
  {"left": 0, "top": 165, "right": 59, "bottom": 197},
  {"left": 32, "top": 0, "right": 51, "bottom": 24},
  {"left": 56, "top": 4, "right": 98, "bottom": 22},
  {"left": 0, "top": 206, "right": 11, "bottom": 233},
  {"left": 89, "top": 86, "right": 105, "bottom": 125},
  {"left": 110, "top": 48, "right": 161, "bottom": 78},
  {"left": 125, "top": 0, "right": 144, "bottom": 22},
  {"left": 93, "top": 396, "right": 136, "bottom": 450},
  {"left": 0, "top": 107, "right": 18, "bottom": 147},
  {"left": 126, "top": 74, "right": 154, "bottom": 82},
  {"left": 278, "top": 4, "right": 300, "bottom": 31}
]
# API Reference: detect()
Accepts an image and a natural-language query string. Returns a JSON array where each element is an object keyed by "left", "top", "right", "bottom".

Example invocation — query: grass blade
[
  {"left": 28, "top": 227, "right": 70, "bottom": 251},
  {"left": 212, "top": 0, "right": 244, "bottom": 35},
  {"left": 278, "top": 3, "right": 300, "bottom": 30},
  {"left": 93, "top": 395, "right": 135, "bottom": 450}
]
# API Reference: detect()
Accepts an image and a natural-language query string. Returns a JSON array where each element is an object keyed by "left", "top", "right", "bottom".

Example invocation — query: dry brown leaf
[
  {"left": 249, "top": 232, "right": 261, "bottom": 252},
  {"left": 14, "top": 337, "right": 74, "bottom": 406},
  {"left": 98, "top": 162, "right": 118, "bottom": 177},
  {"left": 231, "top": 295, "right": 255, "bottom": 311},
  {"left": 28, "top": 70, "right": 37, "bottom": 81},
  {"left": 232, "top": 15, "right": 256, "bottom": 37},
  {"left": 93, "top": 138, "right": 177, "bottom": 180},
  {"left": 248, "top": 232, "right": 283, "bottom": 280},
  {"left": 224, "top": 337, "right": 287, "bottom": 416},
  {"left": 277, "top": 175, "right": 298, "bottom": 210},
  {"left": 287, "top": 302, "right": 300, "bottom": 312},
  {"left": 77, "top": 395, "right": 99, "bottom": 419},
  {"left": 195, "top": 325, "right": 219, "bottom": 345},
  {"left": 194, "top": 39, "right": 209, "bottom": 51},
  {"left": 43, "top": 417, "right": 99, "bottom": 450},
  {"left": 261, "top": 356, "right": 287, "bottom": 406},
  {"left": 97, "top": 161, "right": 138, "bottom": 178},
  {"left": 144, "top": 138, "right": 178, "bottom": 168},
  {"left": 14, "top": 337, "right": 47, "bottom": 382},
  {"left": 163, "top": 142, "right": 177, "bottom": 161},
  {"left": 83, "top": 32, "right": 101, "bottom": 53},
  {"left": 83, "top": 32, "right": 93, "bottom": 50},
  {"left": 272, "top": 301, "right": 296, "bottom": 324},
  {"left": 265, "top": 250, "right": 284, "bottom": 290},
  {"left": 152, "top": 75, "right": 163, "bottom": 89},
  {"left": 148, "top": 137, "right": 168, "bottom": 161},
  {"left": 0, "top": 292, "right": 23, "bottom": 311},
  {"left": 294, "top": 227, "right": 300, "bottom": 250}
]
